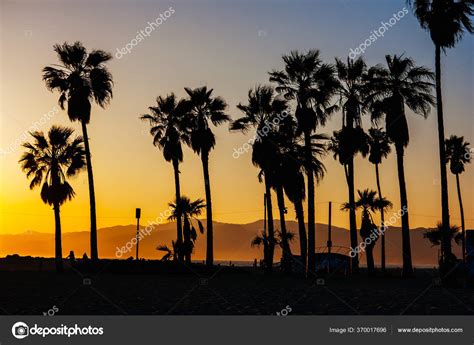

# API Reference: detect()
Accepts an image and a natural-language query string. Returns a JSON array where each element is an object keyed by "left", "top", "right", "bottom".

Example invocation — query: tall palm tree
[
  {"left": 184, "top": 86, "right": 230, "bottom": 267},
  {"left": 445, "top": 135, "right": 471, "bottom": 263},
  {"left": 332, "top": 56, "right": 374, "bottom": 273},
  {"left": 140, "top": 93, "right": 190, "bottom": 261},
  {"left": 367, "top": 128, "right": 391, "bottom": 272},
  {"left": 230, "top": 85, "right": 287, "bottom": 273},
  {"left": 42, "top": 41, "right": 114, "bottom": 261},
  {"left": 277, "top": 116, "right": 327, "bottom": 273},
  {"left": 168, "top": 196, "right": 205, "bottom": 264},
  {"left": 19, "top": 126, "right": 86, "bottom": 272},
  {"left": 269, "top": 50, "right": 338, "bottom": 273},
  {"left": 408, "top": 0, "right": 473, "bottom": 264},
  {"left": 342, "top": 189, "right": 392, "bottom": 276},
  {"left": 368, "top": 54, "right": 435, "bottom": 277},
  {"left": 328, "top": 126, "right": 369, "bottom": 274}
]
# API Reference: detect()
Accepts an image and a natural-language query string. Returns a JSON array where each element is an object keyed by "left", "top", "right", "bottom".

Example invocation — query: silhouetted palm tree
[
  {"left": 342, "top": 189, "right": 392, "bottom": 276},
  {"left": 184, "top": 86, "right": 230, "bottom": 267},
  {"left": 230, "top": 85, "right": 287, "bottom": 273},
  {"left": 333, "top": 56, "right": 373, "bottom": 273},
  {"left": 168, "top": 196, "right": 205, "bottom": 264},
  {"left": 277, "top": 116, "right": 327, "bottom": 273},
  {"left": 19, "top": 126, "right": 86, "bottom": 272},
  {"left": 42, "top": 42, "right": 114, "bottom": 261},
  {"left": 408, "top": 0, "right": 473, "bottom": 263},
  {"left": 328, "top": 126, "right": 369, "bottom": 272},
  {"left": 424, "top": 223, "right": 462, "bottom": 261},
  {"left": 251, "top": 229, "right": 295, "bottom": 263},
  {"left": 445, "top": 135, "right": 471, "bottom": 263},
  {"left": 157, "top": 242, "right": 179, "bottom": 262},
  {"left": 367, "top": 128, "right": 391, "bottom": 272},
  {"left": 140, "top": 93, "right": 190, "bottom": 261},
  {"left": 368, "top": 54, "right": 435, "bottom": 277},
  {"left": 269, "top": 50, "right": 338, "bottom": 274}
]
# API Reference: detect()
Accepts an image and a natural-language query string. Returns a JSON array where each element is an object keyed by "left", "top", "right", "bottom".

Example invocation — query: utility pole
[
  {"left": 327, "top": 202, "right": 332, "bottom": 254},
  {"left": 327, "top": 201, "right": 332, "bottom": 273},
  {"left": 135, "top": 208, "right": 141, "bottom": 260}
]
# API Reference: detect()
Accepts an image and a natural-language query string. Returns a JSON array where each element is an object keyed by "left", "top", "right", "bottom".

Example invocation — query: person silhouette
[{"left": 67, "top": 250, "right": 76, "bottom": 266}]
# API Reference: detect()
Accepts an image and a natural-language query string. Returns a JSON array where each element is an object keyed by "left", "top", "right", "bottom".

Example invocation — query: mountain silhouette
[{"left": 0, "top": 220, "right": 464, "bottom": 266}]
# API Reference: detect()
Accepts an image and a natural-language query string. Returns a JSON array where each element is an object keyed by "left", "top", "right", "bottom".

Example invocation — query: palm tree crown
[
  {"left": 42, "top": 41, "right": 113, "bottom": 123},
  {"left": 408, "top": 0, "right": 474, "bottom": 49},
  {"left": 368, "top": 128, "right": 391, "bottom": 166},
  {"left": 19, "top": 126, "right": 86, "bottom": 205},
  {"left": 184, "top": 86, "right": 230, "bottom": 155},
  {"left": 368, "top": 54, "right": 435, "bottom": 147},
  {"left": 445, "top": 135, "right": 471, "bottom": 175},
  {"left": 269, "top": 50, "right": 338, "bottom": 132},
  {"left": 140, "top": 93, "right": 190, "bottom": 163}
]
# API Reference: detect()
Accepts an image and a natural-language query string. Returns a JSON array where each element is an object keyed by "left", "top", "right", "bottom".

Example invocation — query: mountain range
[{"left": 0, "top": 220, "right": 465, "bottom": 266}]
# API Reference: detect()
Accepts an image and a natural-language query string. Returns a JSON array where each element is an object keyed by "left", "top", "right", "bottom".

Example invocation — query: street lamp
[{"left": 135, "top": 208, "right": 141, "bottom": 260}]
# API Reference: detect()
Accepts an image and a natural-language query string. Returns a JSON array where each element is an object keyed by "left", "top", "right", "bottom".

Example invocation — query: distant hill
[{"left": 0, "top": 220, "right": 465, "bottom": 266}]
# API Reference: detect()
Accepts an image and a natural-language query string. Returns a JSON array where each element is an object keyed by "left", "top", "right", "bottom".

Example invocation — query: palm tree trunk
[
  {"left": 276, "top": 185, "right": 291, "bottom": 273},
  {"left": 53, "top": 202, "right": 63, "bottom": 273},
  {"left": 395, "top": 144, "right": 413, "bottom": 277},
  {"left": 172, "top": 159, "right": 184, "bottom": 262},
  {"left": 375, "top": 164, "right": 386, "bottom": 273},
  {"left": 304, "top": 131, "right": 316, "bottom": 275},
  {"left": 183, "top": 218, "right": 191, "bottom": 264},
  {"left": 294, "top": 199, "right": 307, "bottom": 272},
  {"left": 456, "top": 173, "right": 466, "bottom": 264},
  {"left": 264, "top": 173, "right": 275, "bottom": 274},
  {"left": 435, "top": 44, "right": 452, "bottom": 261},
  {"left": 81, "top": 121, "right": 98, "bottom": 261},
  {"left": 348, "top": 158, "right": 359, "bottom": 274},
  {"left": 201, "top": 151, "right": 213, "bottom": 266},
  {"left": 366, "top": 244, "right": 375, "bottom": 277}
]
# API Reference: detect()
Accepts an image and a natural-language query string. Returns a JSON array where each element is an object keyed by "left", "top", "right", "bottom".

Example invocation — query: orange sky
[{"left": 0, "top": 0, "right": 473, "bottom": 238}]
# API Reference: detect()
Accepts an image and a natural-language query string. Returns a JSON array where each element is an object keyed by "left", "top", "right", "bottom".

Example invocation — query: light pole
[
  {"left": 327, "top": 201, "right": 332, "bottom": 273},
  {"left": 135, "top": 208, "right": 141, "bottom": 260}
]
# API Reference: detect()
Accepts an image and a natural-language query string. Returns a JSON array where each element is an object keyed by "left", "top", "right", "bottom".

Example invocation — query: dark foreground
[{"left": 0, "top": 259, "right": 473, "bottom": 315}]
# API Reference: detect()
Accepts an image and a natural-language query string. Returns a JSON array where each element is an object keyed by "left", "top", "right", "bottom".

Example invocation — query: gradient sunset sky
[{"left": 1, "top": 0, "right": 473, "bottom": 238}]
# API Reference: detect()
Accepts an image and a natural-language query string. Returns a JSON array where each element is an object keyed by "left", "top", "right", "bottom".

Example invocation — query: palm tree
[
  {"left": 408, "top": 0, "right": 473, "bottom": 264},
  {"left": 168, "top": 196, "right": 205, "bottom": 264},
  {"left": 19, "top": 126, "right": 86, "bottom": 272},
  {"left": 328, "top": 126, "right": 369, "bottom": 273},
  {"left": 42, "top": 42, "right": 114, "bottom": 261},
  {"left": 184, "top": 86, "right": 230, "bottom": 267},
  {"left": 445, "top": 135, "right": 471, "bottom": 263},
  {"left": 277, "top": 116, "right": 327, "bottom": 273},
  {"left": 368, "top": 54, "right": 435, "bottom": 277},
  {"left": 157, "top": 242, "right": 179, "bottom": 262},
  {"left": 424, "top": 223, "right": 462, "bottom": 265},
  {"left": 269, "top": 50, "right": 338, "bottom": 273},
  {"left": 251, "top": 229, "right": 295, "bottom": 264},
  {"left": 332, "top": 56, "right": 374, "bottom": 273},
  {"left": 367, "top": 128, "right": 392, "bottom": 272},
  {"left": 140, "top": 93, "right": 190, "bottom": 261},
  {"left": 342, "top": 189, "right": 392, "bottom": 276},
  {"left": 230, "top": 85, "right": 287, "bottom": 273}
]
